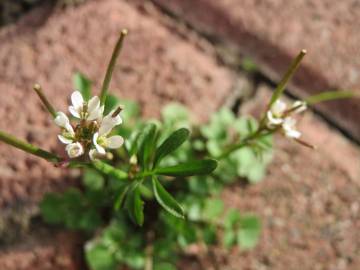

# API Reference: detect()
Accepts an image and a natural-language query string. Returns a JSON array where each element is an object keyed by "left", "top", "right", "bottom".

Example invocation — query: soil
[{"left": 0, "top": 0, "right": 359, "bottom": 269}]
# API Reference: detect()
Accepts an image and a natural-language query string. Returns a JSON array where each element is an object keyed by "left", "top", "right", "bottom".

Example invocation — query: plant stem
[
  {"left": 33, "top": 84, "right": 57, "bottom": 118},
  {"left": 216, "top": 128, "right": 272, "bottom": 160},
  {"left": 100, "top": 29, "right": 128, "bottom": 105},
  {"left": 91, "top": 160, "right": 128, "bottom": 180},
  {"left": 0, "top": 130, "right": 61, "bottom": 163},
  {"left": 268, "top": 49, "right": 306, "bottom": 108},
  {"left": 305, "top": 90, "right": 355, "bottom": 105}
]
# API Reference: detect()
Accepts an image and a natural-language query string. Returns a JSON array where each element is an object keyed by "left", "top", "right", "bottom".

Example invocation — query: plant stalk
[
  {"left": 0, "top": 130, "right": 61, "bottom": 162},
  {"left": 216, "top": 128, "right": 272, "bottom": 160},
  {"left": 33, "top": 84, "right": 57, "bottom": 118},
  {"left": 268, "top": 49, "right": 306, "bottom": 108},
  {"left": 100, "top": 29, "right": 128, "bottom": 105}
]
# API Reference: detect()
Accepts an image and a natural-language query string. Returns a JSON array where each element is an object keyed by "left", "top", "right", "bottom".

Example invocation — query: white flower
[
  {"left": 66, "top": 142, "right": 84, "bottom": 158},
  {"left": 93, "top": 133, "right": 124, "bottom": 155},
  {"left": 68, "top": 91, "right": 104, "bottom": 121},
  {"left": 292, "top": 100, "right": 307, "bottom": 114},
  {"left": 54, "top": 112, "right": 75, "bottom": 144},
  {"left": 99, "top": 110, "right": 123, "bottom": 136},
  {"left": 266, "top": 100, "right": 287, "bottom": 127},
  {"left": 92, "top": 110, "right": 124, "bottom": 156},
  {"left": 89, "top": 149, "right": 100, "bottom": 161},
  {"left": 282, "top": 117, "right": 301, "bottom": 139}
]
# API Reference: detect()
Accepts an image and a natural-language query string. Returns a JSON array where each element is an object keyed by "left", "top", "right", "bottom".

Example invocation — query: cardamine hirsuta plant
[{"left": 0, "top": 30, "right": 354, "bottom": 270}]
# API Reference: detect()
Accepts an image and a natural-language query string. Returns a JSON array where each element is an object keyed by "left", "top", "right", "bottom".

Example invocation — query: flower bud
[{"left": 65, "top": 142, "right": 84, "bottom": 158}]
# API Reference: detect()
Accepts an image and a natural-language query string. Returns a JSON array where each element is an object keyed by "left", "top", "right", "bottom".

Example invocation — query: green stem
[
  {"left": 305, "top": 90, "right": 355, "bottom": 105},
  {"left": 216, "top": 128, "right": 272, "bottom": 160},
  {"left": 92, "top": 160, "right": 128, "bottom": 180},
  {"left": 33, "top": 84, "right": 57, "bottom": 118},
  {"left": 134, "top": 171, "right": 155, "bottom": 180},
  {"left": 100, "top": 30, "right": 128, "bottom": 105},
  {"left": 0, "top": 130, "right": 61, "bottom": 163},
  {"left": 268, "top": 49, "right": 306, "bottom": 108}
]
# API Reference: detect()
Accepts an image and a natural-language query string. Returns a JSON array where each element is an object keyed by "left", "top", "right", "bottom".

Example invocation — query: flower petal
[
  {"left": 71, "top": 91, "right": 84, "bottom": 110},
  {"left": 89, "top": 149, "right": 99, "bottom": 160},
  {"left": 54, "top": 112, "right": 69, "bottom": 128},
  {"left": 271, "top": 100, "right": 287, "bottom": 116},
  {"left": 93, "top": 132, "right": 106, "bottom": 154},
  {"left": 292, "top": 100, "right": 307, "bottom": 114},
  {"left": 98, "top": 111, "right": 122, "bottom": 135},
  {"left": 88, "top": 96, "right": 100, "bottom": 113},
  {"left": 266, "top": 111, "right": 283, "bottom": 127},
  {"left": 285, "top": 129, "right": 301, "bottom": 139},
  {"left": 283, "top": 117, "right": 301, "bottom": 139},
  {"left": 98, "top": 120, "right": 114, "bottom": 137},
  {"left": 65, "top": 142, "right": 84, "bottom": 158},
  {"left": 107, "top": 135, "right": 124, "bottom": 149},
  {"left": 58, "top": 135, "right": 73, "bottom": 144},
  {"left": 112, "top": 114, "right": 122, "bottom": 126},
  {"left": 69, "top": 106, "right": 80, "bottom": 118},
  {"left": 88, "top": 106, "right": 103, "bottom": 121}
]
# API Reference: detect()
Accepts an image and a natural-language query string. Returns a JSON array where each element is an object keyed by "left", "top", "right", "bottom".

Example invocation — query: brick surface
[
  {"left": 0, "top": 231, "right": 82, "bottom": 270},
  {"left": 223, "top": 85, "right": 360, "bottom": 269},
  {"left": 152, "top": 0, "right": 360, "bottom": 141},
  {"left": 0, "top": 0, "right": 233, "bottom": 208}
]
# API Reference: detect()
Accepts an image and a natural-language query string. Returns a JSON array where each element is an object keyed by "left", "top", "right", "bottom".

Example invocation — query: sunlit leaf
[
  {"left": 137, "top": 123, "right": 157, "bottom": 169},
  {"left": 74, "top": 72, "right": 92, "bottom": 101},
  {"left": 237, "top": 215, "right": 261, "bottom": 249},
  {"left": 152, "top": 176, "right": 184, "bottom": 218},
  {"left": 104, "top": 94, "right": 120, "bottom": 115},
  {"left": 155, "top": 159, "right": 217, "bottom": 177},
  {"left": 83, "top": 169, "right": 104, "bottom": 190},
  {"left": 85, "top": 243, "right": 117, "bottom": 270},
  {"left": 153, "top": 128, "right": 190, "bottom": 167},
  {"left": 125, "top": 186, "right": 144, "bottom": 226}
]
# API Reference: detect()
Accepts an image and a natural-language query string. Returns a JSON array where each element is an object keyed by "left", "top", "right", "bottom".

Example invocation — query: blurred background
[{"left": 0, "top": 0, "right": 359, "bottom": 269}]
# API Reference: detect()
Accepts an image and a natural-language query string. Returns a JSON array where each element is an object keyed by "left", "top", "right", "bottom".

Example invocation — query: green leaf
[
  {"left": 137, "top": 123, "right": 157, "bottom": 169},
  {"left": 223, "top": 229, "right": 236, "bottom": 248},
  {"left": 152, "top": 176, "right": 184, "bottom": 218},
  {"left": 153, "top": 128, "right": 190, "bottom": 167},
  {"left": 155, "top": 159, "right": 218, "bottom": 177},
  {"left": 125, "top": 186, "right": 144, "bottom": 226},
  {"left": 85, "top": 243, "right": 117, "bottom": 270},
  {"left": 161, "top": 103, "right": 189, "bottom": 125},
  {"left": 202, "top": 225, "right": 217, "bottom": 245},
  {"left": 202, "top": 198, "right": 224, "bottom": 222},
  {"left": 237, "top": 215, "right": 261, "bottom": 250},
  {"left": 153, "top": 262, "right": 177, "bottom": 270},
  {"left": 241, "top": 57, "right": 258, "bottom": 73},
  {"left": 104, "top": 94, "right": 120, "bottom": 115},
  {"left": 114, "top": 184, "right": 130, "bottom": 210},
  {"left": 224, "top": 209, "right": 241, "bottom": 229},
  {"left": 73, "top": 73, "right": 91, "bottom": 101},
  {"left": 83, "top": 169, "right": 104, "bottom": 190},
  {"left": 40, "top": 193, "right": 64, "bottom": 224},
  {"left": 121, "top": 99, "right": 140, "bottom": 121},
  {"left": 78, "top": 209, "right": 102, "bottom": 232}
]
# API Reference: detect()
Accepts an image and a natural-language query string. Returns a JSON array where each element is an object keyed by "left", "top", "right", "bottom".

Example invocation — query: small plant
[{"left": 0, "top": 30, "right": 354, "bottom": 269}]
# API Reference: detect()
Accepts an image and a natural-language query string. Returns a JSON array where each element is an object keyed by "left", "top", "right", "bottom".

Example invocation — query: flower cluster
[
  {"left": 54, "top": 91, "right": 124, "bottom": 160},
  {"left": 266, "top": 99, "right": 307, "bottom": 139}
]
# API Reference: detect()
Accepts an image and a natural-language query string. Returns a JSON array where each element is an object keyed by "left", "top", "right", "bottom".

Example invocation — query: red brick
[
  {"left": 0, "top": 231, "right": 82, "bottom": 270},
  {"left": 153, "top": 0, "right": 360, "bottom": 141},
  {"left": 0, "top": 0, "right": 234, "bottom": 208}
]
